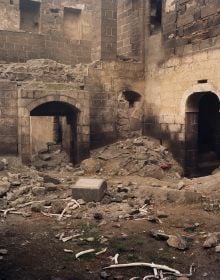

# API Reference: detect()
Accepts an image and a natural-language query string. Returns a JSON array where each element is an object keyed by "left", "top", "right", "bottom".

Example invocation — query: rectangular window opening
[
  {"left": 63, "top": 7, "right": 82, "bottom": 41},
  {"left": 20, "top": 0, "right": 40, "bottom": 33},
  {"left": 150, "top": 0, "right": 162, "bottom": 35}
]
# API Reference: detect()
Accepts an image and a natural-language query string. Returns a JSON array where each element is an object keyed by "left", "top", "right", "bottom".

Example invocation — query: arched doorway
[
  {"left": 30, "top": 101, "right": 78, "bottom": 164},
  {"left": 185, "top": 92, "right": 220, "bottom": 176},
  {"left": 18, "top": 94, "right": 90, "bottom": 165}
]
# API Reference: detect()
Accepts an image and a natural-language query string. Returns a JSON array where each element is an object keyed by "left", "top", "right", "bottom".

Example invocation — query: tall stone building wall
[
  {"left": 117, "top": 0, "right": 146, "bottom": 60},
  {"left": 0, "top": 0, "right": 219, "bottom": 175},
  {"left": 144, "top": 0, "right": 220, "bottom": 175},
  {"left": 163, "top": 0, "right": 220, "bottom": 57},
  {"left": 0, "top": 0, "right": 118, "bottom": 64},
  {"left": 87, "top": 61, "right": 145, "bottom": 149}
]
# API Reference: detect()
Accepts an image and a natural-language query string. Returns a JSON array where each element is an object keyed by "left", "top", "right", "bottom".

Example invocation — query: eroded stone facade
[{"left": 0, "top": 0, "right": 219, "bottom": 175}]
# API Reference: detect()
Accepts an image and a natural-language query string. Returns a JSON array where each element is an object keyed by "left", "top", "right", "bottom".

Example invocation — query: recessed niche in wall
[
  {"left": 132, "top": 0, "right": 140, "bottom": 10},
  {"left": 20, "top": 0, "right": 40, "bottom": 33},
  {"left": 198, "top": 79, "right": 208, "bottom": 84},
  {"left": 123, "top": 90, "right": 141, "bottom": 108},
  {"left": 63, "top": 7, "right": 82, "bottom": 41},
  {"left": 150, "top": 0, "right": 162, "bottom": 35}
]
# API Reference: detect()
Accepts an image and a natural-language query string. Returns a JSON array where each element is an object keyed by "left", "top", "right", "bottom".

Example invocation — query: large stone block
[{"left": 72, "top": 178, "right": 107, "bottom": 202}]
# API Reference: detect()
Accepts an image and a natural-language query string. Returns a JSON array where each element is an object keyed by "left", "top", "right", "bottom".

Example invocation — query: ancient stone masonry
[
  {"left": 117, "top": 0, "right": 146, "bottom": 60},
  {"left": 0, "top": 0, "right": 219, "bottom": 176},
  {"left": 163, "top": 0, "right": 220, "bottom": 57},
  {"left": 144, "top": 0, "right": 220, "bottom": 176}
]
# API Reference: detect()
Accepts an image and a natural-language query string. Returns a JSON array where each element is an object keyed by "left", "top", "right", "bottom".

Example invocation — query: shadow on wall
[
  {"left": 117, "top": 90, "right": 143, "bottom": 138},
  {"left": 142, "top": 113, "right": 185, "bottom": 173}
]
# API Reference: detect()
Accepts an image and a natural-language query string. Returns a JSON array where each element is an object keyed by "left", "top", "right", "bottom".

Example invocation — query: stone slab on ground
[{"left": 72, "top": 178, "right": 107, "bottom": 202}]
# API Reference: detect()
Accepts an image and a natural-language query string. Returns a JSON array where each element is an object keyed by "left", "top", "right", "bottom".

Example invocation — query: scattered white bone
[
  {"left": 71, "top": 199, "right": 80, "bottom": 207},
  {"left": 17, "top": 201, "right": 45, "bottom": 208},
  {"left": 64, "top": 249, "right": 74, "bottom": 253},
  {"left": 95, "top": 247, "right": 108, "bottom": 256},
  {"left": 8, "top": 211, "right": 27, "bottom": 217},
  {"left": 62, "top": 234, "right": 81, "bottom": 243},
  {"left": 0, "top": 208, "right": 16, "bottom": 218},
  {"left": 41, "top": 211, "right": 71, "bottom": 218},
  {"left": 59, "top": 232, "right": 65, "bottom": 241},
  {"left": 110, "top": 253, "right": 119, "bottom": 264},
  {"left": 153, "top": 268, "right": 158, "bottom": 277},
  {"left": 139, "top": 209, "right": 148, "bottom": 214},
  {"left": 0, "top": 249, "right": 8, "bottom": 255},
  {"left": 129, "top": 277, "right": 140, "bottom": 280},
  {"left": 103, "top": 263, "right": 181, "bottom": 275},
  {"left": 62, "top": 236, "right": 75, "bottom": 243},
  {"left": 113, "top": 253, "right": 119, "bottom": 264},
  {"left": 57, "top": 200, "right": 80, "bottom": 221},
  {"left": 75, "top": 249, "right": 95, "bottom": 259}
]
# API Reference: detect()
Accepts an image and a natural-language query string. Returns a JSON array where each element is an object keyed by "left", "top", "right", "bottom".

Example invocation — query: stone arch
[
  {"left": 180, "top": 82, "right": 220, "bottom": 116},
  {"left": 18, "top": 94, "right": 89, "bottom": 165},
  {"left": 184, "top": 89, "right": 220, "bottom": 176},
  {"left": 26, "top": 95, "right": 81, "bottom": 113}
]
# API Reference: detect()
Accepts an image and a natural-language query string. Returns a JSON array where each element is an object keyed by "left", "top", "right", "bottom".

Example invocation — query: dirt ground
[
  {"left": 0, "top": 187, "right": 220, "bottom": 280},
  {"left": 0, "top": 138, "right": 220, "bottom": 280}
]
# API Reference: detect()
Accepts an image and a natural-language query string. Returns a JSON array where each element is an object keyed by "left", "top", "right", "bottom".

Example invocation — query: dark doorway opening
[
  {"left": 185, "top": 92, "right": 220, "bottom": 177},
  {"left": 30, "top": 101, "right": 78, "bottom": 165},
  {"left": 20, "top": 0, "right": 40, "bottom": 33},
  {"left": 150, "top": 0, "right": 162, "bottom": 34}
]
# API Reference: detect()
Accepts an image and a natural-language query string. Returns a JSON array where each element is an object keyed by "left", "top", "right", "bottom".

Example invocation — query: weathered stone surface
[
  {"left": 167, "top": 235, "right": 189, "bottom": 250},
  {"left": 51, "top": 200, "right": 65, "bottom": 214},
  {"left": 149, "top": 229, "right": 170, "bottom": 241},
  {"left": 81, "top": 158, "right": 101, "bottom": 173},
  {"left": 44, "top": 183, "right": 58, "bottom": 192},
  {"left": 215, "top": 245, "right": 220, "bottom": 253},
  {"left": 203, "top": 233, "right": 220, "bottom": 248},
  {"left": 0, "top": 182, "right": 10, "bottom": 198},
  {"left": 31, "top": 202, "right": 44, "bottom": 213},
  {"left": 32, "top": 187, "right": 45, "bottom": 196},
  {"left": 72, "top": 178, "right": 107, "bottom": 202}
]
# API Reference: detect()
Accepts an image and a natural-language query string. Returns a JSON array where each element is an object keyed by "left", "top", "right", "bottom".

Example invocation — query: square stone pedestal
[{"left": 72, "top": 178, "right": 107, "bottom": 202}]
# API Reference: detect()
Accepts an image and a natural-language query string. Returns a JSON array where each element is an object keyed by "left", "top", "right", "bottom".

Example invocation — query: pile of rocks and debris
[
  {"left": 31, "top": 142, "right": 70, "bottom": 171},
  {"left": 81, "top": 136, "right": 183, "bottom": 179},
  {"left": 0, "top": 59, "right": 88, "bottom": 84}
]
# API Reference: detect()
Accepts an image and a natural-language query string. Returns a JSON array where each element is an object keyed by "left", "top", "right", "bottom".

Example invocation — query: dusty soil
[
  {"left": 0, "top": 138, "right": 220, "bottom": 280},
  {"left": 0, "top": 200, "right": 219, "bottom": 280}
]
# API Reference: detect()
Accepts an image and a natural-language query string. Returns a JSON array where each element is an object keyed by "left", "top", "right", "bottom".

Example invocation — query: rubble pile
[
  {"left": 81, "top": 136, "right": 183, "bottom": 179},
  {"left": 31, "top": 142, "right": 70, "bottom": 171},
  {"left": 0, "top": 59, "right": 88, "bottom": 84},
  {"left": 0, "top": 168, "right": 77, "bottom": 216}
]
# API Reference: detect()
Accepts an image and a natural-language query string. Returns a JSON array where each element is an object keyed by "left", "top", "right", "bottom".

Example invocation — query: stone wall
[
  {"left": 100, "top": 0, "right": 117, "bottom": 60},
  {"left": 0, "top": 81, "right": 18, "bottom": 155},
  {"left": 87, "top": 61, "right": 145, "bottom": 148},
  {"left": 163, "top": 0, "right": 220, "bottom": 57},
  {"left": 18, "top": 84, "right": 90, "bottom": 164},
  {"left": 0, "top": 0, "right": 118, "bottom": 64},
  {"left": 0, "top": 30, "right": 91, "bottom": 64},
  {"left": 140, "top": 0, "right": 220, "bottom": 174},
  {"left": 117, "top": 0, "right": 145, "bottom": 60},
  {"left": 0, "top": 0, "right": 20, "bottom": 31}
]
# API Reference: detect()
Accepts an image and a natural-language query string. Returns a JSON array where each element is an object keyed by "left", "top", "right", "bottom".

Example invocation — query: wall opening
[
  {"left": 20, "top": 0, "right": 40, "bottom": 33},
  {"left": 30, "top": 101, "right": 78, "bottom": 165},
  {"left": 117, "top": 90, "right": 142, "bottom": 138},
  {"left": 150, "top": 0, "right": 162, "bottom": 34},
  {"left": 122, "top": 90, "right": 141, "bottom": 108},
  {"left": 63, "top": 7, "right": 82, "bottom": 41},
  {"left": 185, "top": 92, "right": 220, "bottom": 177}
]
